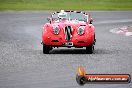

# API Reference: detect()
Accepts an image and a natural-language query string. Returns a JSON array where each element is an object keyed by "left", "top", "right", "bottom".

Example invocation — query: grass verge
[{"left": 0, "top": 0, "right": 132, "bottom": 10}]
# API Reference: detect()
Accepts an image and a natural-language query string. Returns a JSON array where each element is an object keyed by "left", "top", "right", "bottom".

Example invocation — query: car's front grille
[{"left": 65, "top": 26, "right": 72, "bottom": 41}]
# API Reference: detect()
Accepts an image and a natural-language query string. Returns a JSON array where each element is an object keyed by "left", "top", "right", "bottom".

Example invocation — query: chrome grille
[{"left": 65, "top": 26, "right": 72, "bottom": 41}]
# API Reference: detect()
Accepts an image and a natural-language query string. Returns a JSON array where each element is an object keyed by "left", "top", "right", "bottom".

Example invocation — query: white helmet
[{"left": 58, "top": 10, "right": 67, "bottom": 20}]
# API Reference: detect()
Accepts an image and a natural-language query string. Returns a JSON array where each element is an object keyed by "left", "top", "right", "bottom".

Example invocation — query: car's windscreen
[{"left": 52, "top": 12, "right": 88, "bottom": 22}]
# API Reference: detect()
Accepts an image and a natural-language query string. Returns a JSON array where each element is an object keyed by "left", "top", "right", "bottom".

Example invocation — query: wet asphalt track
[{"left": 0, "top": 11, "right": 132, "bottom": 88}]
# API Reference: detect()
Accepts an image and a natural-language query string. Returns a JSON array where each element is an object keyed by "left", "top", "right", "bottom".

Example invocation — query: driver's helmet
[{"left": 58, "top": 10, "right": 67, "bottom": 20}]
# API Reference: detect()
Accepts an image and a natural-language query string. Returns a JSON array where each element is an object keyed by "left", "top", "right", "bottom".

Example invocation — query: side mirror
[
  {"left": 47, "top": 17, "right": 50, "bottom": 21},
  {"left": 90, "top": 18, "right": 93, "bottom": 24},
  {"left": 47, "top": 17, "right": 52, "bottom": 24}
]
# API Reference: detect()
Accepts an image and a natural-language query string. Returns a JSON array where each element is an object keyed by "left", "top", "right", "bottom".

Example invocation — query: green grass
[{"left": 0, "top": 0, "right": 132, "bottom": 10}]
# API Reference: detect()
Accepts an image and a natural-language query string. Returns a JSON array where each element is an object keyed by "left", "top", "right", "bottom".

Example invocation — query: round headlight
[
  {"left": 53, "top": 26, "right": 60, "bottom": 35},
  {"left": 78, "top": 26, "right": 85, "bottom": 35}
]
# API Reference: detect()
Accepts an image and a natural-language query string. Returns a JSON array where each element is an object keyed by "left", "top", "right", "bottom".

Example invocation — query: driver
[{"left": 58, "top": 10, "right": 67, "bottom": 21}]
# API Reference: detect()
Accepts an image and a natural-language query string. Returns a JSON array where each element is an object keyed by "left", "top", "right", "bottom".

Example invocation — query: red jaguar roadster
[{"left": 41, "top": 10, "right": 96, "bottom": 54}]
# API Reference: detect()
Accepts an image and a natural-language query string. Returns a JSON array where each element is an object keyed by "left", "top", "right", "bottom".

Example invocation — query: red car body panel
[{"left": 42, "top": 11, "right": 95, "bottom": 47}]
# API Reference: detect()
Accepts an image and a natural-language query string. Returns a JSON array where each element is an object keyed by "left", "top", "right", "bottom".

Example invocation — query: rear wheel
[
  {"left": 43, "top": 44, "right": 52, "bottom": 54},
  {"left": 86, "top": 44, "right": 94, "bottom": 54}
]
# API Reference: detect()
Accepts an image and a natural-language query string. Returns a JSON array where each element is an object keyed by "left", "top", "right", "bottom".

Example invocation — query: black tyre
[
  {"left": 94, "top": 34, "right": 96, "bottom": 45},
  {"left": 43, "top": 44, "right": 51, "bottom": 54},
  {"left": 86, "top": 44, "right": 94, "bottom": 54}
]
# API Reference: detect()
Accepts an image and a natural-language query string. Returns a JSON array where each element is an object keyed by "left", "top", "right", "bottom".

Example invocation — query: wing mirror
[
  {"left": 47, "top": 17, "right": 50, "bottom": 21},
  {"left": 90, "top": 18, "right": 93, "bottom": 24},
  {"left": 47, "top": 17, "right": 52, "bottom": 24}
]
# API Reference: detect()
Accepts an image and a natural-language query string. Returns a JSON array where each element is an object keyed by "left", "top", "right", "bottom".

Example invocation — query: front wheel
[
  {"left": 86, "top": 44, "right": 94, "bottom": 54},
  {"left": 43, "top": 44, "right": 52, "bottom": 54}
]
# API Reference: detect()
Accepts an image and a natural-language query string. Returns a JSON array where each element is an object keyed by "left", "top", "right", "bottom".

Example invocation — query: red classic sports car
[{"left": 41, "top": 10, "right": 96, "bottom": 54}]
